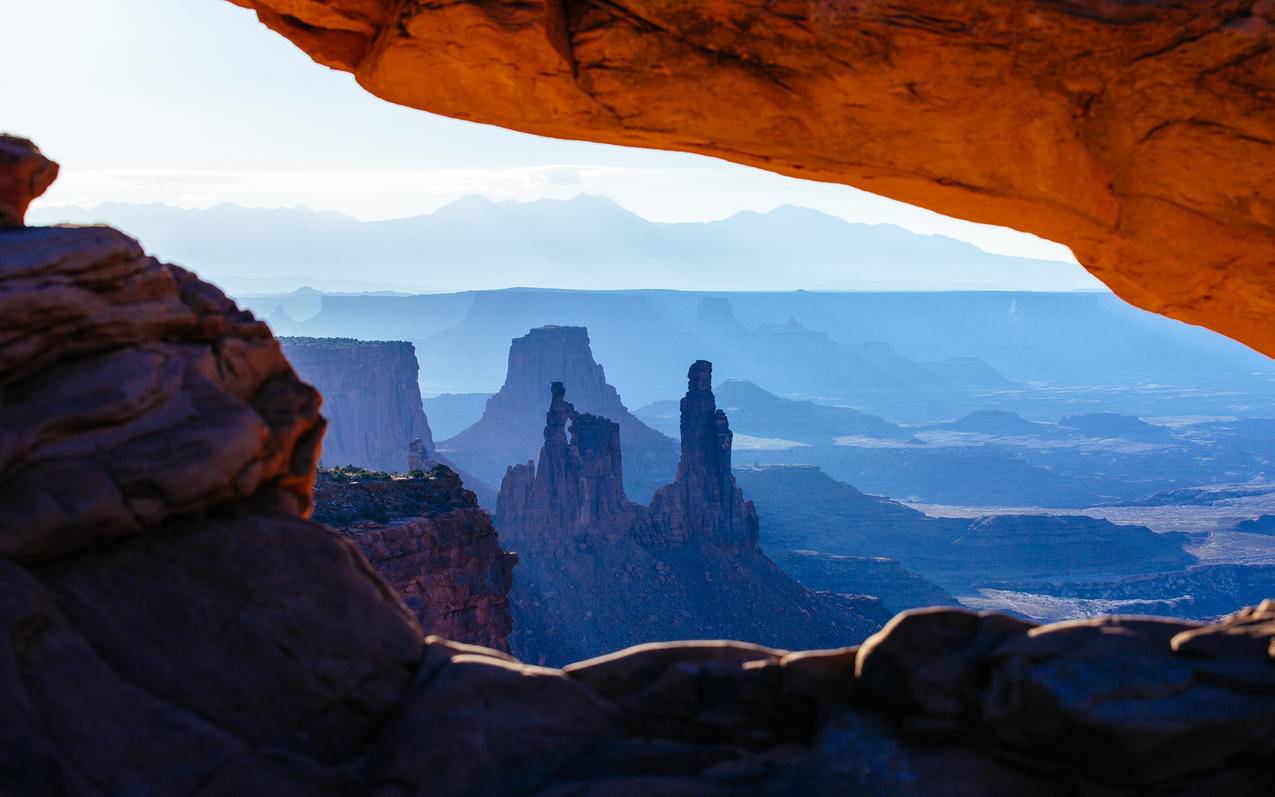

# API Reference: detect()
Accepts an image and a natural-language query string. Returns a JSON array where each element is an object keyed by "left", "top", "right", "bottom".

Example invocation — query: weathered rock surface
[
  {"left": 361, "top": 602, "right": 1275, "bottom": 795},
  {"left": 0, "top": 225, "right": 323, "bottom": 561},
  {"left": 0, "top": 157, "right": 424, "bottom": 791},
  {"left": 496, "top": 365, "right": 888, "bottom": 665},
  {"left": 279, "top": 336, "right": 434, "bottom": 472},
  {"left": 231, "top": 0, "right": 1275, "bottom": 359},
  {"left": 313, "top": 466, "right": 516, "bottom": 651},
  {"left": 5, "top": 143, "right": 1275, "bottom": 793},
  {"left": 441, "top": 325, "right": 678, "bottom": 501}
]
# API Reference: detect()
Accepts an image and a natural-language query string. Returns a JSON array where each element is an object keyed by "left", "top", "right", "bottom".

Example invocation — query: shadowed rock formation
[
  {"left": 441, "top": 325, "right": 678, "bottom": 501},
  {"left": 2, "top": 137, "right": 1274, "bottom": 794},
  {"left": 777, "top": 551, "right": 960, "bottom": 615},
  {"left": 313, "top": 466, "right": 516, "bottom": 651},
  {"left": 279, "top": 336, "right": 434, "bottom": 472},
  {"left": 0, "top": 151, "right": 426, "bottom": 790},
  {"left": 733, "top": 464, "right": 1196, "bottom": 593},
  {"left": 496, "top": 365, "right": 890, "bottom": 665},
  {"left": 229, "top": 0, "right": 1275, "bottom": 359}
]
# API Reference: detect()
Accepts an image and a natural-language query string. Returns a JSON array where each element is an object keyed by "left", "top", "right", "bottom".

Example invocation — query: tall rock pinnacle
[
  {"left": 496, "top": 361, "right": 878, "bottom": 664},
  {"left": 495, "top": 382, "right": 635, "bottom": 554},
  {"left": 648, "top": 360, "right": 760, "bottom": 551}
]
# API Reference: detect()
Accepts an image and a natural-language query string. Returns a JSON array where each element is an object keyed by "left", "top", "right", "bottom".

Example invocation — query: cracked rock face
[{"left": 230, "top": 0, "right": 1275, "bottom": 358}]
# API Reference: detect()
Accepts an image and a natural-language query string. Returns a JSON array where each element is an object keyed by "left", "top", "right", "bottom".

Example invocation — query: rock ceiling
[{"left": 230, "top": 0, "right": 1275, "bottom": 357}]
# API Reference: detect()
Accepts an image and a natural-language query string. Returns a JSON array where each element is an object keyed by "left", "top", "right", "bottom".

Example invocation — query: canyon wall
[
  {"left": 441, "top": 325, "right": 678, "bottom": 501},
  {"left": 495, "top": 364, "right": 889, "bottom": 665},
  {"left": 279, "top": 336, "right": 433, "bottom": 472},
  {"left": 3, "top": 134, "right": 1275, "bottom": 794},
  {"left": 313, "top": 467, "right": 515, "bottom": 651},
  {"left": 229, "top": 0, "right": 1275, "bottom": 360}
]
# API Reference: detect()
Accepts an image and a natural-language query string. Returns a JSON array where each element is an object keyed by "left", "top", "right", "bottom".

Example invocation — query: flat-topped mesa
[
  {"left": 505, "top": 327, "right": 612, "bottom": 413},
  {"left": 495, "top": 382, "right": 634, "bottom": 554},
  {"left": 442, "top": 325, "right": 678, "bottom": 501},
  {"left": 279, "top": 336, "right": 434, "bottom": 472},
  {"left": 647, "top": 360, "right": 760, "bottom": 551}
]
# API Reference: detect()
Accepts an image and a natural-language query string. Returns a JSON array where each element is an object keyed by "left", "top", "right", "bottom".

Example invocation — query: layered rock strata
[
  {"left": 442, "top": 325, "right": 678, "bottom": 501},
  {"left": 279, "top": 336, "right": 434, "bottom": 472},
  {"left": 496, "top": 364, "right": 888, "bottom": 665},
  {"left": 231, "top": 1, "right": 1275, "bottom": 359},
  {"left": 313, "top": 466, "right": 515, "bottom": 651},
  {"left": 2, "top": 137, "right": 1274, "bottom": 794}
]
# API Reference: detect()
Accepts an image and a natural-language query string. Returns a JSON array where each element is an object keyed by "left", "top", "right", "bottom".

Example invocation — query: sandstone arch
[{"left": 229, "top": 0, "right": 1275, "bottom": 356}]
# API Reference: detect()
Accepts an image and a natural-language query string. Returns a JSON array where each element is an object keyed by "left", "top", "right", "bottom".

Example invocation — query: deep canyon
[{"left": 4, "top": 1, "right": 1275, "bottom": 792}]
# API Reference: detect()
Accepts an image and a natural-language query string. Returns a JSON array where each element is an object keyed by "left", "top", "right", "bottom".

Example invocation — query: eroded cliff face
[
  {"left": 313, "top": 467, "right": 515, "bottom": 651},
  {"left": 279, "top": 336, "right": 434, "bottom": 472},
  {"left": 495, "top": 365, "right": 887, "bottom": 666},
  {"left": 442, "top": 325, "right": 678, "bottom": 501},
  {"left": 229, "top": 1, "right": 1275, "bottom": 359}
]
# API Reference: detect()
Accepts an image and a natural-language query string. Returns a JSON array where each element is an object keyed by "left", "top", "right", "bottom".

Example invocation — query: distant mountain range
[{"left": 29, "top": 195, "right": 1101, "bottom": 293}]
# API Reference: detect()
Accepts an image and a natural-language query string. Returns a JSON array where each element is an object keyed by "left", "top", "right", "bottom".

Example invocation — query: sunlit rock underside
[{"left": 229, "top": 0, "right": 1275, "bottom": 357}]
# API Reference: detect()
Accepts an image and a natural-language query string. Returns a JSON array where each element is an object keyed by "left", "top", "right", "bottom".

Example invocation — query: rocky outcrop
[
  {"left": 441, "top": 325, "right": 678, "bottom": 501},
  {"left": 0, "top": 135, "right": 57, "bottom": 227},
  {"left": 0, "top": 150, "right": 425, "bottom": 789},
  {"left": 497, "top": 383, "right": 635, "bottom": 555},
  {"left": 231, "top": 1, "right": 1275, "bottom": 360},
  {"left": 3, "top": 137, "right": 1274, "bottom": 794},
  {"left": 279, "top": 336, "right": 434, "bottom": 472},
  {"left": 313, "top": 466, "right": 515, "bottom": 651},
  {"left": 496, "top": 364, "right": 886, "bottom": 665},
  {"left": 371, "top": 602, "right": 1275, "bottom": 795},
  {"left": 642, "top": 360, "right": 760, "bottom": 550}
]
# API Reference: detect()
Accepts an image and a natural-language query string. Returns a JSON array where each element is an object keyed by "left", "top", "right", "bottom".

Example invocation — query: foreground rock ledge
[{"left": 229, "top": 0, "right": 1275, "bottom": 358}]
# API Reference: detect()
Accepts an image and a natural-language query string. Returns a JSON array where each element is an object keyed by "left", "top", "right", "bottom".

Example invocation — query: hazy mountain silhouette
[{"left": 30, "top": 196, "right": 1100, "bottom": 293}]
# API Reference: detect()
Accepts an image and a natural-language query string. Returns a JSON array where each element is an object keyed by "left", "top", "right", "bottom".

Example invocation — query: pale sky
[{"left": 3, "top": 0, "right": 1078, "bottom": 264}]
